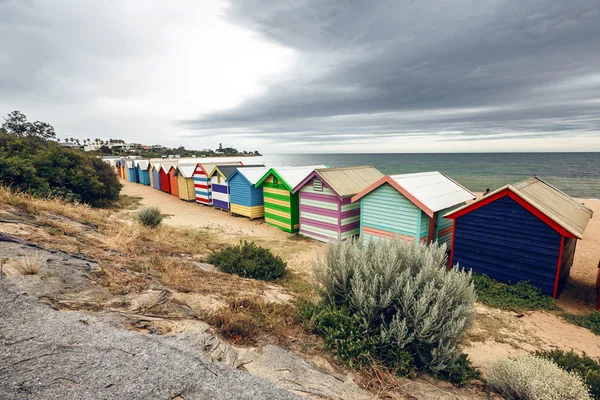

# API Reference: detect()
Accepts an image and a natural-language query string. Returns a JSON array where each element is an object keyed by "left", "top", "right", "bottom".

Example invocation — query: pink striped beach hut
[{"left": 292, "top": 166, "right": 384, "bottom": 242}]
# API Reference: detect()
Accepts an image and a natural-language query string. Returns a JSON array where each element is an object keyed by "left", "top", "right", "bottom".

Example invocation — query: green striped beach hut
[{"left": 256, "top": 165, "right": 326, "bottom": 233}]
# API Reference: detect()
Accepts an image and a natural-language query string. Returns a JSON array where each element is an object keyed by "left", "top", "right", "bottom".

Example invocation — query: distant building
[{"left": 59, "top": 142, "right": 80, "bottom": 149}]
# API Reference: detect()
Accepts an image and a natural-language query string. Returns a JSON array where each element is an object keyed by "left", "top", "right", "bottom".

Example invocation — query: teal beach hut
[
  {"left": 136, "top": 160, "right": 151, "bottom": 186},
  {"left": 351, "top": 171, "right": 475, "bottom": 246},
  {"left": 126, "top": 160, "right": 136, "bottom": 183}
]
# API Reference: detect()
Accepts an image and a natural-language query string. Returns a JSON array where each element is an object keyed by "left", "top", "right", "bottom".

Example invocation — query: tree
[{"left": 2, "top": 111, "right": 56, "bottom": 140}]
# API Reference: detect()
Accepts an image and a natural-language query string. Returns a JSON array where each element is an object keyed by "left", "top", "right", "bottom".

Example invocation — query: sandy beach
[{"left": 121, "top": 180, "right": 600, "bottom": 312}]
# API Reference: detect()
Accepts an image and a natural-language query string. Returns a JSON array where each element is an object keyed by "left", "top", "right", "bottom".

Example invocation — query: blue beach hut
[
  {"left": 227, "top": 166, "right": 270, "bottom": 219},
  {"left": 126, "top": 160, "right": 136, "bottom": 183},
  {"left": 151, "top": 162, "right": 161, "bottom": 190},
  {"left": 136, "top": 160, "right": 151, "bottom": 186},
  {"left": 209, "top": 164, "right": 265, "bottom": 211},
  {"left": 445, "top": 177, "right": 593, "bottom": 298},
  {"left": 351, "top": 171, "right": 475, "bottom": 246}
]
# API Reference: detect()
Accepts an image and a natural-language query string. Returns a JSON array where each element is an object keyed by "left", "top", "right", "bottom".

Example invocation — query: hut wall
[
  {"left": 229, "top": 173, "right": 264, "bottom": 219},
  {"left": 435, "top": 205, "right": 459, "bottom": 247},
  {"left": 211, "top": 175, "right": 229, "bottom": 210},
  {"left": 152, "top": 168, "right": 161, "bottom": 190},
  {"left": 169, "top": 170, "right": 179, "bottom": 197},
  {"left": 128, "top": 168, "right": 136, "bottom": 183},
  {"left": 193, "top": 166, "right": 211, "bottom": 205},
  {"left": 262, "top": 174, "right": 299, "bottom": 233},
  {"left": 359, "top": 183, "right": 421, "bottom": 244},
  {"left": 452, "top": 195, "right": 561, "bottom": 295},
  {"left": 340, "top": 197, "right": 361, "bottom": 240},
  {"left": 299, "top": 179, "right": 341, "bottom": 241},
  {"left": 557, "top": 237, "right": 577, "bottom": 296},
  {"left": 149, "top": 169, "right": 154, "bottom": 187},
  {"left": 159, "top": 170, "right": 171, "bottom": 193},
  {"left": 138, "top": 166, "right": 150, "bottom": 186},
  {"left": 177, "top": 175, "right": 195, "bottom": 201}
]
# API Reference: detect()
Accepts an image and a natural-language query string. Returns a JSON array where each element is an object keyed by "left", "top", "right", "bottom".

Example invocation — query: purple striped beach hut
[{"left": 292, "top": 166, "right": 384, "bottom": 242}]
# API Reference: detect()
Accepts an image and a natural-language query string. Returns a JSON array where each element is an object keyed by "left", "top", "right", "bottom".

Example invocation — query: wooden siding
[
  {"left": 152, "top": 168, "right": 161, "bottom": 190},
  {"left": 419, "top": 210, "right": 429, "bottom": 242},
  {"left": 159, "top": 170, "right": 171, "bottom": 193},
  {"left": 128, "top": 168, "right": 136, "bottom": 183},
  {"left": 193, "top": 166, "right": 211, "bottom": 205},
  {"left": 340, "top": 197, "right": 360, "bottom": 240},
  {"left": 557, "top": 237, "right": 576, "bottom": 296},
  {"left": 452, "top": 196, "right": 561, "bottom": 295},
  {"left": 359, "top": 183, "right": 421, "bottom": 244},
  {"left": 263, "top": 174, "right": 299, "bottom": 233},
  {"left": 436, "top": 205, "right": 459, "bottom": 248},
  {"left": 299, "top": 179, "right": 341, "bottom": 241},
  {"left": 228, "top": 173, "right": 264, "bottom": 219},
  {"left": 211, "top": 175, "right": 229, "bottom": 210},
  {"left": 168, "top": 169, "right": 179, "bottom": 197},
  {"left": 137, "top": 167, "right": 150, "bottom": 186},
  {"left": 177, "top": 175, "right": 195, "bottom": 201},
  {"left": 149, "top": 169, "right": 154, "bottom": 187}
]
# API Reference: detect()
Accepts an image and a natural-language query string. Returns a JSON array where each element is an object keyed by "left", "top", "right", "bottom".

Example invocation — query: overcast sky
[{"left": 1, "top": 0, "right": 599, "bottom": 153}]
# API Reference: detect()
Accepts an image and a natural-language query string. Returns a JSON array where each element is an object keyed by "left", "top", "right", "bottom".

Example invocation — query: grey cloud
[{"left": 183, "top": 0, "right": 600, "bottom": 144}]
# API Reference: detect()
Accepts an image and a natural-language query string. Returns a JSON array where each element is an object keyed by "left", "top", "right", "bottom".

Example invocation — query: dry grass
[{"left": 14, "top": 250, "right": 45, "bottom": 275}]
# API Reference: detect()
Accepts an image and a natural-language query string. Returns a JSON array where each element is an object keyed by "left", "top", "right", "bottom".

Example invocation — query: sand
[{"left": 120, "top": 180, "right": 600, "bottom": 372}]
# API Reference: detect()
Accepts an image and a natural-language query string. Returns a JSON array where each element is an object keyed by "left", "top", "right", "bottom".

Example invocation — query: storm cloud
[
  {"left": 183, "top": 0, "right": 600, "bottom": 149},
  {"left": 1, "top": 0, "right": 599, "bottom": 152}
]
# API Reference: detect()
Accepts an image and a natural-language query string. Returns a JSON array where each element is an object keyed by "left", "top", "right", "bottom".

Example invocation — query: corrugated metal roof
[
  {"left": 136, "top": 160, "right": 149, "bottom": 169},
  {"left": 445, "top": 177, "right": 593, "bottom": 239},
  {"left": 214, "top": 164, "right": 265, "bottom": 179},
  {"left": 390, "top": 171, "right": 475, "bottom": 213},
  {"left": 177, "top": 165, "right": 196, "bottom": 178},
  {"left": 196, "top": 162, "right": 242, "bottom": 175},
  {"left": 313, "top": 166, "right": 384, "bottom": 197},
  {"left": 270, "top": 166, "right": 327, "bottom": 191},
  {"left": 231, "top": 166, "right": 272, "bottom": 185}
]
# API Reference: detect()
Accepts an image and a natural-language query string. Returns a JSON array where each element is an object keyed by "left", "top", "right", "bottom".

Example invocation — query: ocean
[{"left": 260, "top": 153, "right": 600, "bottom": 199}]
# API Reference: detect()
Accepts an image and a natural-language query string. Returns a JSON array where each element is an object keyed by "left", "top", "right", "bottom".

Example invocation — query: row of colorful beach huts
[{"left": 111, "top": 157, "right": 593, "bottom": 298}]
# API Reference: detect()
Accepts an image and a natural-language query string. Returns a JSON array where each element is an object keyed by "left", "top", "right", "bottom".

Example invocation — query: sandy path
[{"left": 120, "top": 180, "right": 324, "bottom": 278}]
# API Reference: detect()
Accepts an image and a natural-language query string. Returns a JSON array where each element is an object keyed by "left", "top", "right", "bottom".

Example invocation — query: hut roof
[
  {"left": 292, "top": 166, "right": 384, "bottom": 197},
  {"left": 352, "top": 171, "right": 475, "bottom": 218},
  {"left": 226, "top": 166, "right": 272, "bottom": 185},
  {"left": 160, "top": 163, "right": 176, "bottom": 173},
  {"left": 210, "top": 164, "right": 265, "bottom": 179},
  {"left": 177, "top": 165, "right": 196, "bottom": 178},
  {"left": 136, "top": 160, "right": 149, "bottom": 169},
  {"left": 125, "top": 161, "right": 135, "bottom": 168},
  {"left": 256, "top": 165, "right": 327, "bottom": 191},
  {"left": 445, "top": 177, "right": 593, "bottom": 239},
  {"left": 193, "top": 161, "right": 242, "bottom": 176}
]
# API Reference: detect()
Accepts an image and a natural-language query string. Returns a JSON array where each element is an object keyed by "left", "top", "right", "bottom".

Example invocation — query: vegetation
[
  {"left": 306, "top": 238, "right": 479, "bottom": 385},
  {"left": 1, "top": 111, "right": 121, "bottom": 207},
  {"left": 472, "top": 272, "right": 559, "bottom": 312},
  {"left": 562, "top": 312, "right": 600, "bottom": 336},
  {"left": 135, "top": 207, "right": 164, "bottom": 228},
  {"left": 14, "top": 250, "right": 45, "bottom": 275},
  {"left": 535, "top": 350, "right": 600, "bottom": 400},
  {"left": 487, "top": 355, "right": 591, "bottom": 400},
  {"left": 208, "top": 241, "right": 287, "bottom": 281}
]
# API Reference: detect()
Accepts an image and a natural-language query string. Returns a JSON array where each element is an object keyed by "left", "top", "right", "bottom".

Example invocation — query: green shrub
[
  {"left": 487, "top": 355, "right": 591, "bottom": 400},
  {"left": 313, "top": 238, "right": 478, "bottom": 384},
  {"left": 472, "top": 272, "right": 559, "bottom": 312},
  {"left": 0, "top": 131, "right": 121, "bottom": 207},
  {"left": 535, "top": 350, "right": 600, "bottom": 400},
  {"left": 208, "top": 241, "right": 287, "bottom": 281},
  {"left": 136, "top": 207, "right": 164, "bottom": 228},
  {"left": 563, "top": 312, "right": 600, "bottom": 336}
]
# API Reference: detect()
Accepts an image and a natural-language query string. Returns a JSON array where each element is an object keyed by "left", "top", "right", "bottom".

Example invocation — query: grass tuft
[
  {"left": 472, "top": 272, "right": 559, "bottom": 312},
  {"left": 208, "top": 241, "right": 287, "bottom": 281},
  {"left": 14, "top": 250, "right": 45, "bottom": 275},
  {"left": 135, "top": 207, "right": 164, "bottom": 228}
]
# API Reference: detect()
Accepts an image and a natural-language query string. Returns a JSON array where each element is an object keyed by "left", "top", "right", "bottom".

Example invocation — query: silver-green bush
[
  {"left": 314, "top": 238, "right": 477, "bottom": 374},
  {"left": 135, "top": 206, "right": 163, "bottom": 228},
  {"left": 487, "top": 355, "right": 591, "bottom": 400}
]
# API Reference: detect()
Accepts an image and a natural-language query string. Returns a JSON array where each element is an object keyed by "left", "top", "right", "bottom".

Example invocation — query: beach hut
[
  {"left": 176, "top": 165, "right": 197, "bottom": 201},
  {"left": 227, "top": 166, "right": 271, "bottom": 219},
  {"left": 292, "top": 166, "right": 384, "bottom": 242},
  {"left": 445, "top": 177, "right": 593, "bottom": 298},
  {"left": 126, "top": 161, "right": 136, "bottom": 183},
  {"left": 159, "top": 163, "right": 174, "bottom": 193},
  {"left": 136, "top": 160, "right": 151, "bottom": 186},
  {"left": 150, "top": 163, "right": 161, "bottom": 190},
  {"left": 209, "top": 164, "right": 265, "bottom": 211},
  {"left": 255, "top": 165, "right": 327, "bottom": 233},
  {"left": 193, "top": 161, "right": 242, "bottom": 205},
  {"left": 115, "top": 160, "right": 123, "bottom": 179},
  {"left": 351, "top": 171, "right": 475, "bottom": 246},
  {"left": 168, "top": 166, "right": 179, "bottom": 197}
]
